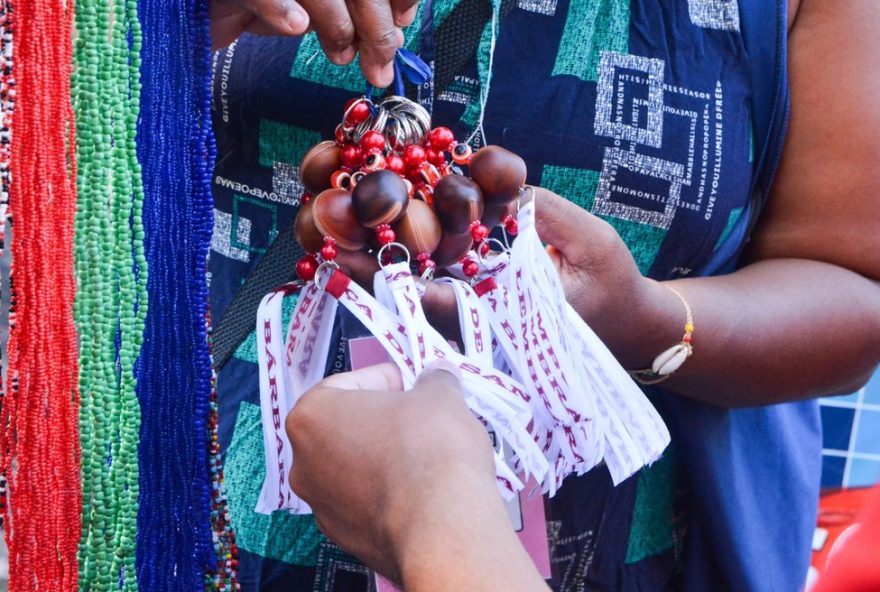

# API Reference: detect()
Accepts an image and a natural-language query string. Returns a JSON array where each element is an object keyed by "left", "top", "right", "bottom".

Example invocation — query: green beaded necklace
[{"left": 72, "top": 0, "right": 146, "bottom": 589}]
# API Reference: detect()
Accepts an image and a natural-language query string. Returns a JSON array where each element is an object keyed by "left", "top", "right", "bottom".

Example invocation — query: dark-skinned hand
[{"left": 210, "top": 0, "right": 419, "bottom": 87}]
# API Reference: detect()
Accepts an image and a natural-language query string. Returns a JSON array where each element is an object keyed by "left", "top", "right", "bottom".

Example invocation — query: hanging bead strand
[
  {"left": 135, "top": 0, "right": 216, "bottom": 588},
  {"left": 72, "top": 0, "right": 146, "bottom": 589},
  {"left": 1, "top": 0, "right": 82, "bottom": 589},
  {"left": 0, "top": 0, "right": 15, "bottom": 533}
]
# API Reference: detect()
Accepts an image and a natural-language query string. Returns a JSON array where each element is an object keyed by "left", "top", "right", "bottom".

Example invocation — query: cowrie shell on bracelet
[{"left": 651, "top": 343, "right": 693, "bottom": 376}]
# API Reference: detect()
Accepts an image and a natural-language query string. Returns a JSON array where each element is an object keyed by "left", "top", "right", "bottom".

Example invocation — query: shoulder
[{"left": 746, "top": 0, "right": 880, "bottom": 281}]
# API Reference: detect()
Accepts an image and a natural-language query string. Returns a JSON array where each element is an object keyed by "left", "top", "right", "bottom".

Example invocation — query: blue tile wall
[{"left": 819, "top": 369, "right": 880, "bottom": 489}]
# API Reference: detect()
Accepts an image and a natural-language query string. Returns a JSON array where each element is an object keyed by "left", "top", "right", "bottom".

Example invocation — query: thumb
[
  {"left": 413, "top": 359, "right": 464, "bottom": 398},
  {"left": 532, "top": 186, "right": 600, "bottom": 262}
]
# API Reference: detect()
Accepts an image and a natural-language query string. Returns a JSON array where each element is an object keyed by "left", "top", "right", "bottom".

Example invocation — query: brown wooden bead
[
  {"left": 351, "top": 170, "right": 409, "bottom": 228},
  {"left": 294, "top": 198, "right": 325, "bottom": 253},
  {"left": 300, "top": 141, "right": 342, "bottom": 194},
  {"left": 468, "top": 145, "right": 526, "bottom": 205},
  {"left": 432, "top": 174, "right": 484, "bottom": 233},
  {"left": 481, "top": 200, "right": 516, "bottom": 229},
  {"left": 431, "top": 230, "right": 474, "bottom": 268},
  {"left": 392, "top": 198, "right": 442, "bottom": 258},
  {"left": 312, "top": 189, "right": 372, "bottom": 250}
]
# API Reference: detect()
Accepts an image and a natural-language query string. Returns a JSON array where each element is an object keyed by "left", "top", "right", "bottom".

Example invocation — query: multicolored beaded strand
[
  {"left": 1, "top": 0, "right": 82, "bottom": 589},
  {"left": 135, "top": 0, "right": 216, "bottom": 588},
  {"left": 72, "top": 0, "right": 146, "bottom": 589},
  {"left": 206, "top": 313, "right": 240, "bottom": 591}
]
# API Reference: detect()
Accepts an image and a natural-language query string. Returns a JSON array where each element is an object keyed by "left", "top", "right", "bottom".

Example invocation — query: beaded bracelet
[{"left": 630, "top": 284, "right": 694, "bottom": 385}]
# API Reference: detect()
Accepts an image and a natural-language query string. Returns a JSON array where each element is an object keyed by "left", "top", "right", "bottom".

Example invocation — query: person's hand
[
  {"left": 210, "top": 0, "right": 419, "bottom": 87},
  {"left": 286, "top": 362, "right": 549, "bottom": 590},
  {"left": 530, "top": 187, "right": 679, "bottom": 368}
]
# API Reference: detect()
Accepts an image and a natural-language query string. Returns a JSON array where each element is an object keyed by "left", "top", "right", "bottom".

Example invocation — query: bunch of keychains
[{"left": 258, "top": 94, "right": 672, "bottom": 515}]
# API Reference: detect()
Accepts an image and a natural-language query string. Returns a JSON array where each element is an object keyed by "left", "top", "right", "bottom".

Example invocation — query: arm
[
  {"left": 287, "top": 362, "right": 550, "bottom": 591},
  {"left": 526, "top": 0, "right": 880, "bottom": 407}
]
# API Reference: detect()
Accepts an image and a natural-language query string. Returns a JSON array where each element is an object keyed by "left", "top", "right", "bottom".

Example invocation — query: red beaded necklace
[{"left": 1, "top": 1, "right": 81, "bottom": 589}]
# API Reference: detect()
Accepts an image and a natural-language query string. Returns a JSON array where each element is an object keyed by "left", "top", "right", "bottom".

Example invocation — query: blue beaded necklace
[{"left": 135, "top": 0, "right": 215, "bottom": 588}]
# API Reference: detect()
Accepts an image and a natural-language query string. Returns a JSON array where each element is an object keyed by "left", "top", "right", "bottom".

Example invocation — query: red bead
[
  {"left": 345, "top": 100, "right": 371, "bottom": 125},
  {"left": 344, "top": 97, "right": 359, "bottom": 111},
  {"left": 469, "top": 221, "right": 489, "bottom": 242},
  {"left": 417, "top": 162, "right": 441, "bottom": 186},
  {"left": 683, "top": 333, "right": 692, "bottom": 343},
  {"left": 300, "top": 192, "right": 313, "bottom": 203},
  {"left": 296, "top": 254, "right": 319, "bottom": 281},
  {"left": 479, "top": 241, "right": 491, "bottom": 256},
  {"left": 386, "top": 154, "right": 406, "bottom": 176},
  {"left": 451, "top": 142, "right": 473, "bottom": 165},
  {"left": 426, "top": 148, "right": 447, "bottom": 167},
  {"left": 320, "top": 243, "right": 338, "bottom": 261},
  {"left": 503, "top": 215, "right": 518, "bottom": 235},
  {"left": 462, "top": 259, "right": 479, "bottom": 277},
  {"left": 428, "top": 127, "right": 456, "bottom": 151},
  {"left": 340, "top": 144, "right": 363, "bottom": 168},
  {"left": 403, "top": 144, "right": 427, "bottom": 170},
  {"left": 330, "top": 169, "right": 352, "bottom": 190},
  {"left": 363, "top": 152, "right": 386, "bottom": 171},
  {"left": 359, "top": 130, "right": 386, "bottom": 154},
  {"left": 417, "top": 254, "right": 436, "bottom": 275},
  {"left": 334, "top": 124, "right": 347, "bottom": 146},
  {"left": 377, "top": 224, "right": 396, "bottom": 245}
]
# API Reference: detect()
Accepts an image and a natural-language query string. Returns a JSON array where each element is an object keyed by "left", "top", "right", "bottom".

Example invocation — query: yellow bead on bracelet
[{"left": 630, "top": 284, "right": 694, "bottom": 385}]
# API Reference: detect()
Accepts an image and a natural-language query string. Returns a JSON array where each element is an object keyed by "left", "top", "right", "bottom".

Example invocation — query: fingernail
[
  {"left": 329, "top": 45, "right": 356, "bottom": 65},
  {"left": 286, "top": 4, "right": 308, "bottom": 32},
  {"left": 373, "top": 64, "right": 394, "bottom": 88}
]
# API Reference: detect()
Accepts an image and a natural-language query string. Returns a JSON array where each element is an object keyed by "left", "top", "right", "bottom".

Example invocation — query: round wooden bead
[
  {"left": 392, "top": 198, "right": 442, "bottom": 258},
  {"left": 312, "top": 188, "right": 372, "bottom": 250},
  {"left": 468, "top": 145, "right": 526, "bottom": 205},
  {"left": 294, "top": 198, "right": 325, "bottom": 253},
  {"left": 430, "top": 230, "right": 474, "bottom": 268},
  {"left": 351, "top": 170, "right": 410, "bottom": 228},
  {"left": 481, "top": 200, "right": 515, "bottom": 229},
  {"left": 300, "top": 141, "right": 342, "bottom": 194},
  {"left": 432, "top": 174, "right": 484, "bottom": 234}
]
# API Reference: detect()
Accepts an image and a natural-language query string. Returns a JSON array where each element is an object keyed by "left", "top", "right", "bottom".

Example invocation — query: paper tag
[{"left": 351, "top": 337, "right": 551, "bottom": 586}]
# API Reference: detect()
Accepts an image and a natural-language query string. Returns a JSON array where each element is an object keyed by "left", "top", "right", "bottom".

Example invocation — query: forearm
[
  {"left": 394, "top": 464, "right": 549, "bottom": 592},
  {"left": 625, "top": 258, "right": 880, "bottom": 406}
]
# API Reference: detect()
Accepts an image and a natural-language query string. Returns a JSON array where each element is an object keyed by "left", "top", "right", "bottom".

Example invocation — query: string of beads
[
  {"left": 135, "top": 0, "right": 217, "bottom": 588},
  {"left": 1, "top": 0, "right": 82, "bottom": 588},
  {"left": 72, "top": 0, "right": 146, "bottom": 589},
  {"left": 0, "top": 0, "right": 13, "bottom": 532}
]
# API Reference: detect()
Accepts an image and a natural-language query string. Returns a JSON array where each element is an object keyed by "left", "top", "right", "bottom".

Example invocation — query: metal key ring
[
  {"left": 313, "top": 260, "right": 341, "bottom": 292},
  {"left": 376, "top": 241, "right": 411, "bottom": 269},
  {"left": 476, "top": 237, "right": 509, "bottom": 266}
]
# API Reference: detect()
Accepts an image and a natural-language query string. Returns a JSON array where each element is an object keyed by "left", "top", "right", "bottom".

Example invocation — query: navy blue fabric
[{"left": 209, "top": 1, "right": 821, "bottom": 589}]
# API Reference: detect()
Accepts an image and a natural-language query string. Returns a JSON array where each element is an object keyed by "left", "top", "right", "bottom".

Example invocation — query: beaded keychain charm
[{"left": 293, "top": 94, "right": 523, "bottom": 280}]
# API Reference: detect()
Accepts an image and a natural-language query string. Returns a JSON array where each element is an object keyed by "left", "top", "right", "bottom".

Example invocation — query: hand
[
  {"left": 210, "top": 0, "right": 419, "bottom": 87},
  {"left": 286, "top": 362, "right": 549, "bottom": 590},
  {"left": 530, "top": 187, "right": 678, "bottom": 368}
]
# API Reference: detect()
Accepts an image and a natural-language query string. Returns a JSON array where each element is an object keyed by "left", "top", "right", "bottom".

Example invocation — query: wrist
[
  {"left": 389, "top": 461, "right": 547, "bottom": 591},
  {"left": 612, "top": 277, "right": 687, "bottom": 370}
]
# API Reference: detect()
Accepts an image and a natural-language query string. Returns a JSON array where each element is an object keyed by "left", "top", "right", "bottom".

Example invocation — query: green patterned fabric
[
  {"left": 225, "top": 401, "right": 325, "bottom": 566},
  {"left": 258, "top": 119, "right": 322, "bottom": 168},
  {"left": 552, "top": 0, "right": 629, "bottom": 82},
  {"left": 540, "top": 165, "right": 663, "bottom": 274},
  {"left": 233, "top": 293, "right": 300, "bottom": 364}
]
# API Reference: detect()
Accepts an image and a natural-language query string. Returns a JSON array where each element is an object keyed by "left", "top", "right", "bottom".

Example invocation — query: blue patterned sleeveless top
[{"left": 209, "top": 1, "right": 820, "bottom": 590}]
